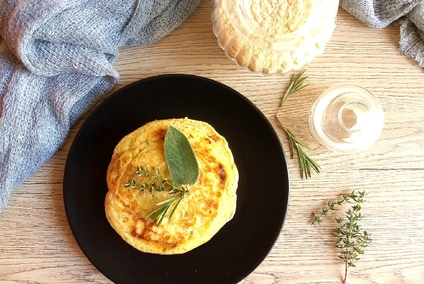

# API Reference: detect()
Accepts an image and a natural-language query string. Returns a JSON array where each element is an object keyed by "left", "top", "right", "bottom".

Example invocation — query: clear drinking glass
[{"left": 309, "top": 85, "right": 384, "bottom": 153}]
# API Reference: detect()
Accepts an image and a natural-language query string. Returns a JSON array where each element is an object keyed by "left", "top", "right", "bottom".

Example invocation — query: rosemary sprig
[
  {"left": 276, "top": 69, "right": 320, "bottom": 178},
  {"left": 146, "top": 186, "right": 189, "bottom": 226},
  {"left": 125, "top": 166, "right": 190, "bottom": 226},
  {"left": 279, "top": 69, "right": 309, "bottom": 107},
  {"left": 284, "top": 127, "right": 321, "bottom": 179},
  {"left": 312, "top": 190, "right": 372, "bottom": 283}
]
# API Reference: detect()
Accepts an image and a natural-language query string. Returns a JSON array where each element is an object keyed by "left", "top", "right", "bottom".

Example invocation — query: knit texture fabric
[
  {"left": 1, "top": 1, "right": 423, "bottom": 214},
  {"left": 340, "top": 0, "right": 424, "bottom": 66},
  {"left": 0, "top": 0, "right": 200, "bottom": 213}
]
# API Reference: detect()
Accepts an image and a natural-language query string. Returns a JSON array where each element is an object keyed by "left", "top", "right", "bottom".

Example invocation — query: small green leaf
[{"left": 164, "top": 125, "right": 200, "bottom": 186}]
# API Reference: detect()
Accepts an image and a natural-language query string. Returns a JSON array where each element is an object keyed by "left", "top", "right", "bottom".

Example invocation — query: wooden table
[{"left": 1, "top": 1, "right": 423, "bottom": 283}]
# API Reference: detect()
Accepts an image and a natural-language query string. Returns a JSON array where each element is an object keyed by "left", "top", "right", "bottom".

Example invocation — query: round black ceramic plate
[{"left": 64, "top": 74, "right": 289, "bottom": 284}]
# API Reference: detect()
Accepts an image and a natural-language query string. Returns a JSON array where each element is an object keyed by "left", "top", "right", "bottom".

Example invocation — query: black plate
[{"left": 64, "top": 74, "right": 289, "bottom": 284}]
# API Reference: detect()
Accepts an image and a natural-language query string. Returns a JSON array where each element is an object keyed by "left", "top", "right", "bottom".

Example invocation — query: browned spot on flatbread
[{"left": 105, "top": 118, "right": 238, "bottom": 255}]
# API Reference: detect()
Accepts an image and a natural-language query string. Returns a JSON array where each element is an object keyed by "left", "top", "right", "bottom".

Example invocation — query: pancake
[{"left": 105, "top": 118, "right": 239, "bottom": 254}]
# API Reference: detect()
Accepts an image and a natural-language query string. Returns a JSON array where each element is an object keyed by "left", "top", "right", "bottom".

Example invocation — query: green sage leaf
[{"left": 164, "top": 125, "right": 199, "bottom": 186}]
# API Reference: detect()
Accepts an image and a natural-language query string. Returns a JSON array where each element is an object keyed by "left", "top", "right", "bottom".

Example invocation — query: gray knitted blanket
[
  {"left": 340, "top": 0, "right": 424, "bottom": 66},
  {"left": 0, "top": 0, "right": 200, "bottom": 213},
  {"left": 0, "top": 0, "right": 423, "bottom": 213}
]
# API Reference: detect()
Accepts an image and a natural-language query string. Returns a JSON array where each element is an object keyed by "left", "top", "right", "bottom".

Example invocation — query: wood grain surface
[{"left": 1, "top": 1, "right": 423, "bottom": 283}]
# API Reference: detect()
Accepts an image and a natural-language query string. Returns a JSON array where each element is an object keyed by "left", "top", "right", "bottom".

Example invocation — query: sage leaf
[{"left": 164, "top": 125, "right": 199, "bottom": 186}]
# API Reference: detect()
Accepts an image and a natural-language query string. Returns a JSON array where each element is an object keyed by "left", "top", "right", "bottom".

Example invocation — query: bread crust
[{"left": 105, "top": 118, "right": 238, "bottom": 254}]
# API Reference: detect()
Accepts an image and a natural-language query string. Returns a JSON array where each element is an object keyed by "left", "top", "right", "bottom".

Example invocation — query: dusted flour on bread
[
  {"left": 105, "top": 118, "right": 238, "bottom": 254},
  {"left": 212, "top": 0, "right": 339, "bottom": 74}
]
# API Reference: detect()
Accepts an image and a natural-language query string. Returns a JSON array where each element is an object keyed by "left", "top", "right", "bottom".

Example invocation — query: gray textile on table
[
  {"left": 340, "top": 0, "right": 424, "bottom": 66},
  {"left": 0, "top": 0, "right": 200, "bottom": 213}
]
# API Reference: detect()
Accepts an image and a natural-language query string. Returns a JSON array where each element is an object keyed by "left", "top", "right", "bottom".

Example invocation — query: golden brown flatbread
[{"left": 105, "top": 118, "right": 238, "bottom": 254}]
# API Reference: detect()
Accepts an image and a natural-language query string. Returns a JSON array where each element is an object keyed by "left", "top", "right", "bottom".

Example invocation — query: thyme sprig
[
  {"left": 122, "top": 125, "right": 199, "bottom": 227},
  {"left": 276, "top": 69, "right": 320, "bottom": 178},
  {"left": 125, "top": 166, "right": 190, "bottom": 226},
  {"left": 312, "top": 190, "right": 372, "bottom": 283}
]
